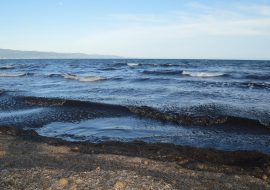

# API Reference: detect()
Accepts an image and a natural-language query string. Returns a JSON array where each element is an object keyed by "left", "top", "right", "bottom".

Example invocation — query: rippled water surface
[{"left": 0, "top": 59, "right": 269, "bottom": 153}]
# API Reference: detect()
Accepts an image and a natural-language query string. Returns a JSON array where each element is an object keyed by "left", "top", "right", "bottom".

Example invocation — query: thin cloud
[
  {"left": 188, "top": 1, "right": 212, "bottom": 10},
  {"left": 238, "top": 5, "right": 270, "bottom": 16},
  {"left": 83, "top": 4, "right": 270, "bottom": 39},
  {"left": 78, "top": 3, "right": 270, "bottom": 58}
]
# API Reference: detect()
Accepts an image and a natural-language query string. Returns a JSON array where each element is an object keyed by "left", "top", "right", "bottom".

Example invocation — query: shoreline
[{"left": 0, "top": 126, "right": 269, "bottom": 189}]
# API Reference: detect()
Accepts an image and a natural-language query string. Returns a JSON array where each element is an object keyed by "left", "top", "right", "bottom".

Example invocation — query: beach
[
  {"left": 0, "top": 59, "right": 270, "bottom": 189},
  {"left": 1, "top": 0, "right": 270, "bottom": 188},
  {"left": 0, "top": 126, "right": 269, "bottom": 189}
]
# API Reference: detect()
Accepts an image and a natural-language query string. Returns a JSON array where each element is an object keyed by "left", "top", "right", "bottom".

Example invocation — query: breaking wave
[
  {"left": 182, "top": 71, "right": 226, "bottom": 78},
  {"left": 11, "top": 95, "right": 270, "bottom": 129},
  {"left": 128, "top": 106, "right": 269, "bottom": 128},
  {"left": 127, "top": 63, "right": 141, "bottom": 67},
  {"left": 45, "top": 73, "right": 107, "bottom": 82},
  {"left": 0, "top": 65, "right": 15, "bottom": 69},
  {"left": 128, "top": 63, "right": 178, "bottom": 67},
  {"left": 0, "top": 72, "right": 28, "bottom": 77},
  {"left": 142, "top": 70, "right": 226, "bottom": 78},
  {"left": 63, "top": 74, "right": 106, "bottom": 82}
]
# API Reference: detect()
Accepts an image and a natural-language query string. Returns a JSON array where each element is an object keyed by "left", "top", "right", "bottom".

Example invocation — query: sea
[{"left": 0, "top": 59, "right": 269, "bottom": 153}]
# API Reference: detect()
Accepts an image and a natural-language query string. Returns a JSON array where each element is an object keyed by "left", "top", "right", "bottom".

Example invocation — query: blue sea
[{"left": 0, "top": 59, "right": 269, "bottom": 153}]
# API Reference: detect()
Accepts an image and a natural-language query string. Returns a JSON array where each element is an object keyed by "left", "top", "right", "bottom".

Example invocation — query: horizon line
[{"left": 0, "top": 48, "right": 269, "bottom": 61}]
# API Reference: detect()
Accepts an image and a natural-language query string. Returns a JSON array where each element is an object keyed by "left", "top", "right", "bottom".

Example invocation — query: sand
[{"left": 0, "top": 127, "right": 269, "bottom": 189}]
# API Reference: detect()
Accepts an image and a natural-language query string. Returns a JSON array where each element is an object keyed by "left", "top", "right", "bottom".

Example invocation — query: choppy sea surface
[{"left": 0, "top": 59, "right": 269, "bottom": 153}]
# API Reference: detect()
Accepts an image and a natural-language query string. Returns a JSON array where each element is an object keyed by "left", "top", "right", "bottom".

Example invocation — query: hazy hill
[{"left": 0, "top": 48, "right": 122, "bottom": 59}]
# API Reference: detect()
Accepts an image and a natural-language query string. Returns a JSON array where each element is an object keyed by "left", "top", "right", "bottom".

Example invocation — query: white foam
[
  {"left": 182, "top": 71, "right": 224, "bottom": 78},
  {"left": 0, "top": 65, "right": 15, "bottom": 69},
  {"left": 127, "top": 63, "right": 140, "bottom": 67},
  {"left": 63, "top": 74, "right": 106, "bottom": 82},
  {"left": 0, "top": 72, "right": 27, "bottom": 77}
]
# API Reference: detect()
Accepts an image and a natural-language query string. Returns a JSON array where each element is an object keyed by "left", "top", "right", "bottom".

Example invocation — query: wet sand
[{"left": 0, "top": 126, "right": 269, "bottom": 189}]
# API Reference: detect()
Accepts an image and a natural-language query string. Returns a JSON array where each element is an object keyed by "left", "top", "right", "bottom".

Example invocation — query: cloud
[
  {"left": 81, "top": 3, "right": 270, "bottom": 49},
  {"left": 50, "top": 1, "right": 270, "bottom": 58},
  {"left": 235, "top": 4, "right": 270, "bottom": 16},
  {"left": 100, "top": 2, "right": 270, "bottom": 35},
  {"left": 79, "top": 16, "right": 270, "bottom": 58},
  {"left": 188, "top": 1, "right": 212, "bottom": 10}
]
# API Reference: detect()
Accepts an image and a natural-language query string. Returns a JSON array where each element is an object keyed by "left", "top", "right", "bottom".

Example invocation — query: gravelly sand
[{"left": 0, "top": 127, "right": 269, "bottom": 189}]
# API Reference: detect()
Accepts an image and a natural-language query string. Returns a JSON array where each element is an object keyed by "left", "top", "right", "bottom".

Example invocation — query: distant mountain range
[{"left": 0, "top": 48, "right": 122, "bottom": 59}]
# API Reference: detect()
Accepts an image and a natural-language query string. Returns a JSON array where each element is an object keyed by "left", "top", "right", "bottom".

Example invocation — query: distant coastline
[
  {"left": 0, "top": 48, "right": 122, "bottom": 59},
  {"left": 1, "top": 48, "right": 270, "bottom": 61}
]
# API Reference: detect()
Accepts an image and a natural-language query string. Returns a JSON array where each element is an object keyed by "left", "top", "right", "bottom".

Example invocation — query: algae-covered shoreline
[{"left": 0, "top": 126, "right": 269, "bottom": 189}]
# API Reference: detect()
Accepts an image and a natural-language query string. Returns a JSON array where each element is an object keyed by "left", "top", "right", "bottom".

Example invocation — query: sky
[{"left": 1, "top": 0, "right": 270, "bottom": 59}]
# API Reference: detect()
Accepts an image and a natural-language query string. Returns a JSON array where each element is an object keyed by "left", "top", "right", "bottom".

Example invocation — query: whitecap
[
  {"left": 182, "top": 71, "right": 225, "bottom": 78},
  {"left": 127, "top": 63, "right": 140, "bottom": 67},
  {"left": 63, "top": 74, "right": 106, "bottom": 82},
  {"left": 0, "top": 65, "right": 15, "bottom": 69},
  {"left": 0, "top": 72, "right": 27, "bottom": 77}
]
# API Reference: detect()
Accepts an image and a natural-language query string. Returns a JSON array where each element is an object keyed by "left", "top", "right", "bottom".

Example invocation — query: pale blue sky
[{"left": 1, "top": 0, "right": 270, "bottom": 59}]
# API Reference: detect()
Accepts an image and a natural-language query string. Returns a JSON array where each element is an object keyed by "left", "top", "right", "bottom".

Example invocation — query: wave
[
  {"left": 145, "top": 63, "right": 179, "bottom": 67},
  {"left": 183, "top": 80, "right": 270, "bottom": 90},
  {"left": 0, "top": 95, "right": 131, "bottom": 128},
  {"left": 127, "top": 63, "right": 179, "bottom": 68},
  {"left": 159, "top": 63, "right": 178, "bottom": 67},
  {"left": 0, "top": 72, "right": 28, "bottom": 77},
  {"left": 12, "top": 95, "right": 269, "bottom": 129},
  {"left": 239, "top": 82, "right": 270, "bottom": 90},
  {"left": 182, "top": 71, "right": 226, "bottom": 78},
  {"left": 127, "top": 63, "right": 141, "bottom": 67},
  {"left": 128, "top": 106, "right": 269, "bottom": 129},
  {"left": 142, "top": 70, "right": 226, "bottom": 78},
  {"left": 244, "top": 74, "right": 270, "bottom": 81},
  {"left": 21, "top": 96, "right": 127, "bottom": 108},
  {"left": 46, "top": 73, "right": 63, "bottom": 78},
  {"left": 111, "top": 62, "right": 127, "bottom": 67},
  {"left": 100, "top": 67, "right": 118, "bottom": 71},
  {"left": 0, "top": 65, "right": 15, "bottom": 69},
  {"left": 129, "top": 63, "right": 179, "bottom": 67},
  {"left": 110, "top": 62, "right": 181, "bottom": 68},
  {"left": 45, "top": 73, "right": 107, "bottom": 82},
  {"left": 63, "top": 74, "right": 106, "bottom": 82},
  {"left": 142, "top": 70, "right": 183, "bottom": 75}
]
